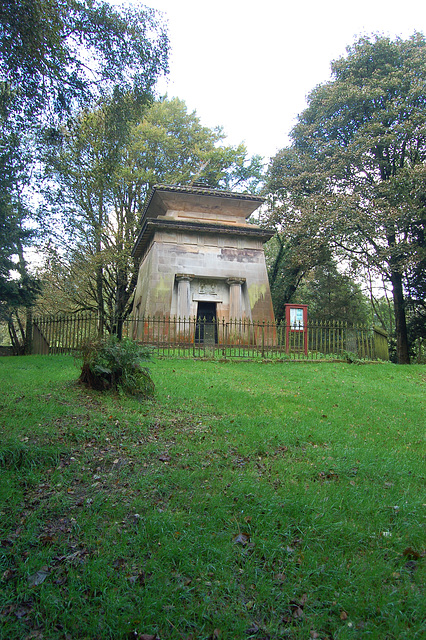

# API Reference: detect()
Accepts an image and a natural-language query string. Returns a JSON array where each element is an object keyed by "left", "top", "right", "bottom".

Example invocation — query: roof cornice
[{"left": 132, "top": 218, "right": 274, "bottom": 260}]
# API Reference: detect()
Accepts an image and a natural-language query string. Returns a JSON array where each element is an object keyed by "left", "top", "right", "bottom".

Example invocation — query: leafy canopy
[
  {"left": 0, "top": 0, "right": 169, "bottom": 323},
  {"left": 0, "top": 0, "right": 169, "bottom": 119},
  {"left": 37, "top": 96, "right": 265, "bottom": 323},
  {"left": 266, "top": 32, "right": 426, "bottom": 363}
]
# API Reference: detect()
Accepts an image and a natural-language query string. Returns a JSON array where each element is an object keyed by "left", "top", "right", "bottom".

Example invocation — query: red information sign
[{"left": 284, "top": 304, "right": 308, "bottom": 356}]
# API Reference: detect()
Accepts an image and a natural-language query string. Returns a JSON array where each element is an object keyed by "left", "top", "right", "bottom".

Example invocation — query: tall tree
[
  {"left": 266, "top": 33, "right": 426, "bottom": 363},
  {"left": 0, "top": 0, "right": 169, "bottom": 119},
  {"left": 0, "top": 0, "right": 169, "bottom": 342},
  {"left": 0, "top": 121, "right": 41, "bottom": 351},
  {"left": 292, "top": 261, "right": 370, "bottom": 325},
  {"left": 41, "top": 96, "right": 265, "bottom": 330},
  {"left": 263, "top": 231, "right": 331, "bottom": 323}
]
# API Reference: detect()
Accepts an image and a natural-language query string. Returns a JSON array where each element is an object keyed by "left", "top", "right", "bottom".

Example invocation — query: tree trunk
[
  {"left": 268, "top": 235, "right": 302, "bottom": 322},
  {"left": 391, "top": 271, "right": 410, "bottom": 364},
  {"left": 113, "top": 268, "right": 126, "bottom": 339},
  {"left": 8, "top": 317, "right": 22, "bottom": 355},
  {"left": 24, "top": 308, "right": 33, "bottom": 355},
  {"left": 96, "top": 263, "right": 104, "bottom": 338},
  {"left": 95, "top": 195, "right": 105, "bottom": 337}
]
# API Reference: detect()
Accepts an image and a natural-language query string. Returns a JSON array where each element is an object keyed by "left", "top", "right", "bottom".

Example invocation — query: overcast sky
[{"left": 127, "top": 0, "right": 425, "bottom": 162}]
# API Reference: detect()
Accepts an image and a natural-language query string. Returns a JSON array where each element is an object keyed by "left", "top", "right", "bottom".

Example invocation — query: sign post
[{"left": 284, "top": 304, "right": 308, "bottom": 356}]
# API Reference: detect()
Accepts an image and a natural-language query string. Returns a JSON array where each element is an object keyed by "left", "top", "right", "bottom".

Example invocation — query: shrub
[{"left": 78, "top": 336, "right": 154, "bottom": 399}]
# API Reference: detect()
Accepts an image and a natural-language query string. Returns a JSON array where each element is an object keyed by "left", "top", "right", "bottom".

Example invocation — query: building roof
[
  {"left": 140, "top": 184, "right": 265, "bottom": 222},
  {"left": 132, "top": 184, "right": 273, "bottom": 261}
]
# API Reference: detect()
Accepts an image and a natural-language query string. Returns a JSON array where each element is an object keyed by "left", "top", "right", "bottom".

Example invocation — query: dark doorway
[{"left": 195, "top": 302, "right": 217, "bottom": 344}]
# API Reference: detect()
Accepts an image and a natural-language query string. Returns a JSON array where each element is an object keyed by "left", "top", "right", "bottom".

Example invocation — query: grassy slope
[{"left": 0, "top": 356, "right": 424, "bottom": 640}]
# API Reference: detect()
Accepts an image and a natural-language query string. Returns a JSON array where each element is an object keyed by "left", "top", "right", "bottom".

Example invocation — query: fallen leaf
[
  {"left": 233, "top": 532, "right": 250, "bottom": 546},
  {"left": 403, "top": 547, "right": 421, "bottom": 559},
  {"left": 289, "top": 593, "right": 307, "bottom": 619},
  {"left": 404, "top": 560, "right": 417, "bottom": 573},
  {"left": 14, "top": 602, "right": 33, "bottom": 618},
  {"left": 292, "top": 606, "right": 304, "bottom": 619},
  {"left": 28, "top": 568, "right": 49, "bottom": 587},
  {"left": 127, "top": 571, "right": 150, "bottom": 585},
  {"left": 340, "top": 611, "right": 348, "bottom": 620},
  {"left": 112, "top": 557, "right": 126, "bottom": 569},
  {"left": 2, "top": 568, "right": 15, "bottom": 582},
  {"left": 1, "top": 539, "right": 13, "bottom": 547},
  {"left": 245, "top": 623, "right": 259, "bottom": 634}
]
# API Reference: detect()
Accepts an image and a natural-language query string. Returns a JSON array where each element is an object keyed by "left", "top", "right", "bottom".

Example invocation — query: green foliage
[
  {"left": 0, "top": 0, "right": 169, "bottom": 119},
  {"left": 119, "top": 96, "right": 265, "bottom": 194},
  {"left": 39, "top": 96, "right": 265, "bottom": 321},
  {"left": 79, "top": 336, "right": 154, "bottom": 399},
  {"left": 0, "top": 123, "right": 39, "bottom": 313},
  {"left": 0, "top": 206, "right": 26, "bottom": 309},
  {"left": 342, "top": 350, "right": 367, "bottom": 364},
  {"left": 266, "top": 33, "right": 426, "bottom": 363},
  {"left": 405, "top": 228, "right": 426, "bottom": 350},
  {"left": 264, "top": 232, "right": 331, "bottom": 322},
  {"left": 292, "top": 261, "right": 371, "bottom": 325},
  {"left": 0, "top": 0, "right": 169, "bottom": 324}
]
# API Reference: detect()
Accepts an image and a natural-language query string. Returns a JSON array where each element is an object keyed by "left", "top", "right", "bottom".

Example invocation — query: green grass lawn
[{"left": 0, "top": 355, "right": 424, "bottom": 640}]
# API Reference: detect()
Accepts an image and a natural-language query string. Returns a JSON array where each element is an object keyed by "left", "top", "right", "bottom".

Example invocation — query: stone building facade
[{"left": 131, "top": 184, "right": 275, "bottom": 336}]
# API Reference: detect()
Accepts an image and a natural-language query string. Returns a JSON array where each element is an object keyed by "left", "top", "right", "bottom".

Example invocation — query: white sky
[{"left": 131, "top": 0, "right": 426, "bottom": 163}]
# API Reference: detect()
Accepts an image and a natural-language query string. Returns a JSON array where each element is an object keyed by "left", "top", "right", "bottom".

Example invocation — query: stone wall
[{"left": 132, "top": 228, "right": 274, "bottom": 332}]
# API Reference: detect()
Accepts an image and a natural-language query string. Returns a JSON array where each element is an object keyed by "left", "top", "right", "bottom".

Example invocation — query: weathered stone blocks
[{"left": 131, "top": 185, "right": 275, "bottom": 337}]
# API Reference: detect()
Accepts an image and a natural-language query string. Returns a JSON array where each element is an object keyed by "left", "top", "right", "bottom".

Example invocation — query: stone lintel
[{"left": 193, "top": 294, "right": 223, "bottom": 302}]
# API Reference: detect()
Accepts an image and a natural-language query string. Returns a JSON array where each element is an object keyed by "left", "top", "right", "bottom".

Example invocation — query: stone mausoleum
[{"left": 131, "top": 184, "right": 275, "bottom": 336}]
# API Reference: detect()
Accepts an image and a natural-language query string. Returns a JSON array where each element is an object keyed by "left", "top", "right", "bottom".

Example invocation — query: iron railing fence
[{"left": 23, "top": 314, "right": 389, "bottom": 361}]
